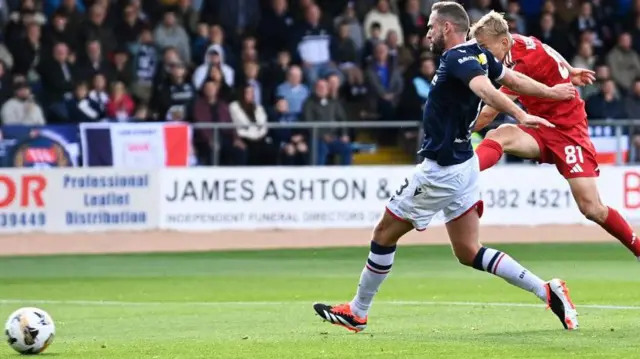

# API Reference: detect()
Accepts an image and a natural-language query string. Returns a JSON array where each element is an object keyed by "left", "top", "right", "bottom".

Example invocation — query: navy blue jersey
[{"left": 418, "top": 40, "right": 505, "bottom": 166}]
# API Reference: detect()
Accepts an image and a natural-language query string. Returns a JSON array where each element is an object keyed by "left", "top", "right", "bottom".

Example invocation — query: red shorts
[{"left": 518, "top": 121, "right": 599, "bottom": 179}]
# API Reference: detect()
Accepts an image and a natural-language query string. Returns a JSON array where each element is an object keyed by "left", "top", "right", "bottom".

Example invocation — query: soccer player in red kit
[{"left": 469, "top": 12, "right": 640, "bottom": 259}]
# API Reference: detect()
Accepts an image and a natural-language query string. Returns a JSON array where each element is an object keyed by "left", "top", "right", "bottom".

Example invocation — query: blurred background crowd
[{"left": 1, "top": 0, "right": 639, "bottom": 166}]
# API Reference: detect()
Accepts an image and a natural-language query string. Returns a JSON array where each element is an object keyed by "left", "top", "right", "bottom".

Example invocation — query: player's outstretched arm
[
  {"left": 469, "top": 75, "right": 554, "bottom": 128},
  {"left": 473, "top": 105, "right": 500, "bottom": 132},
  {"left": 499, "top": 69, "right": 575, "bottom": 100},
  {"left": 473, "top": 92, "right": 519, "bottom": 131}
]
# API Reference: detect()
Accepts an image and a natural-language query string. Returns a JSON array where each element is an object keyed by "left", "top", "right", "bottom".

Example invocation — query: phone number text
[{"left": 480, "top": 189, "right": 572, "bottom": 209}]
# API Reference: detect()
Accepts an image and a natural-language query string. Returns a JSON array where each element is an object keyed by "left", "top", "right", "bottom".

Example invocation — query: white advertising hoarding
[
  {"left": 0, "top": 168, "right": 158, "bottom": 233},
  {"left": 2, "top": 164, "right": 640, "bottom": 233},
  {"left": 160, "top": 164, "right": 640, "bottom": 231}
]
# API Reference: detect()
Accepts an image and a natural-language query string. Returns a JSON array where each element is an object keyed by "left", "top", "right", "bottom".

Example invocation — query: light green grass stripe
[{"left": 2, "top": 298, "right": 639, "bottom": 310}]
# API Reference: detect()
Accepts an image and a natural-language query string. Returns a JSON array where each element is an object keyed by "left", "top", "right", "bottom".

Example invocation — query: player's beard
[{"left": 430, "top": 31, "right": 445, "bottom": 55}]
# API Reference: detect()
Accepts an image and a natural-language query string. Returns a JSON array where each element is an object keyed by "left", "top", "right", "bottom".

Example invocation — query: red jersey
[{"left": 500, "top": 34, "right": 586, "bottom": 127}]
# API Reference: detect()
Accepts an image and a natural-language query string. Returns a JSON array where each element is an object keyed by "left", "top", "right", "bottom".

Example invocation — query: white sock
[
  {"left": 472, "top": 247, "right": 548, "bottom": 302},
  {"left": 350, "top": 241, "right": 396, "bottom": 318}
]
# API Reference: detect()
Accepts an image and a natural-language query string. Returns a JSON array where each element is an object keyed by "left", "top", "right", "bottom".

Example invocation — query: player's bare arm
[
  {"left": 473, "top": 93, "right": 517, "bottom": 132},
  {"left": 499, "top": 69, "right": 575, "bottom": 100},
  {"left": 469, "top": 75, "right": 554, "bottom": 128}
]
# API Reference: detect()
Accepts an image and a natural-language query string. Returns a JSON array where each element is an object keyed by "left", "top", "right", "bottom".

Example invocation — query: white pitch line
[{"left": 0, "top": 299, "right": 638, "bottom": 311}]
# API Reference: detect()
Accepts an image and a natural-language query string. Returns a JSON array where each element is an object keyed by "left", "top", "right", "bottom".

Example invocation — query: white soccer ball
[{"left": 4, "top": 307, "right": 55, "bottom": 355}]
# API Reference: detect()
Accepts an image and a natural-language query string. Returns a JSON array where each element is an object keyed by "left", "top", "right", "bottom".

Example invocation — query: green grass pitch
[{"left": 0, "top": 243, "right": 638, "bottom": 358}]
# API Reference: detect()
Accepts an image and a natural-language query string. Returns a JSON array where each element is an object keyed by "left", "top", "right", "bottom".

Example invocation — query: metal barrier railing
[{"left": 191, "top": 119, "right": 640, "bottom": 166}]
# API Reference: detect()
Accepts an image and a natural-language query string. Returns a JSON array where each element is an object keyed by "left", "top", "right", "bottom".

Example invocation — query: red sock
[
  {"left": 475, "top": 139, "right": 503, "bottom": 171},
  {"left": 601, "top": 207, "right": 639, "bottom": 256}
]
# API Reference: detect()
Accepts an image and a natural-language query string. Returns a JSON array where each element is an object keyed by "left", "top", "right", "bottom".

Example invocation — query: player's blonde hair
[{"left": 469, "top": 11, "right": 509, "bottom": 39}]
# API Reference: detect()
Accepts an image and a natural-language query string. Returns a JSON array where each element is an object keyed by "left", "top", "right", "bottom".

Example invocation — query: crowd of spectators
[{"left": 2, "top": 0, "right": 640, "bottom": 165}]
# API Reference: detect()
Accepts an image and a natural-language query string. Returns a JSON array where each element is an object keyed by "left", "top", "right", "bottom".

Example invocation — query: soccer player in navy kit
[{"left": 313, "top": 2, "right": 579, "bottom": 332}]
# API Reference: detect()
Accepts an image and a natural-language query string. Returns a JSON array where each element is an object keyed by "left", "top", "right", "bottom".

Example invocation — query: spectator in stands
[
  {"left": 66, "top": 81, "right": 104, "bottom": 122},
  {"left": 404, "top": 32, "right": 422, "bottom": 61},
  {"left": 6, "top": 0, "right": 46, "bottom": 46},
  {"left": 572, "top": 41, "right": 596, "bottom": 71},
  {"left": 80, "top": 4, "right": 116, "bottom": 55},
  {"left": 333, "top": 21, "right": 366, "bottom": 94},
  {"left": 51, "top": 0, "right": 84, "bottom": 34},
  {"left": 203, "top": 25, "right": 235, "bottom": 70},
  {"left": 271, "top": 97, "right": 309, "bottom": 166},
  {"left": 533, "top": 12, "right": 571, "bottom": 60},
  {"left": 572, "top": 41, "right": 596, "bottom": 97},
  {"left": 398, "top": 56, "right": 434, "bottom": 126},
  {"left": 110, "top": 47, "right": 133, "bottom": 88},
  {"left": 0, "top": 61, "right": 13, "bottom": 107},
  {"left": 10, "top": 21, "right": 40, "bottom": 84},
  {"left": 130, "top": 28, "right": 158, "bottom": 104},
  {"left": 386, "top": 30, "right": 414, "bottom": 72},
  {"left": 192, "top": 80, "right": 245, "bottom": 166},
  {"left": 333, "top": 2, "right": 365, "bottom": 53},
  {"left": 89, "top": 73, "right": 109, "bottom": 112},
  {"left": 302, "top": 79, "right": 351, "bottom": 165},
  {"left": 586, "top": 79, "right": 627, "bottom": 120},
  {"left": 363, "top": 22, "right": 384, "bottom": 63},
  {"left": 215, "top": 0, "right": 261, "bottom": 48},
  {"left": 365, "top": 42, "right": 403, "bottom": 143},
  {"left": 607, "top": 32, "right": 640, "bottom": 93},
  {"left": 0, "top": 41, "right": 13, "bottom": 74},
  {"left": 43, "top": 10, "right": 76, "bottom": 55},
  {"left": 263, "top": 50, "right": 291, "bottom": 103},
  {"left": 39, "top": 42, "right": 76, "bottom": 122},
  {"left": 131, "top": 104, "right": 149, "bottom": 122},
  {"left": 152, "top": 47, "right": 182, "bottom": 98},
  {"left": 364, "top": 0, "right": 403, "bottom": 45},
  {"left": 175, "top": 0, "right": 198, "bottom": 36},
  {"left": 77, "top": 40, "right": 112, "bottom": 83},
  {"left": 154, "top": 9, "right": 191, "bottom": 66},
  {"left": 624, "top": 78, "right": 640, "bottom": 120},
  {"left": 239, "top": 36, "right": 259, "bottom": 64},
  {"left": 400, "top": 0, "right": 426, "bottom": 39},
  {"left": 106, "top": 81, "right": 135, "bottom": 122},
  {"left": 291, "top": 4, "right": 337, "bottom": 86},
  {"left": 468, "top": 0, "right": 492, "bottom": 25},
  {"left": 153, "top": 61, "right": 195, "bottom": 121},
  {"left": 1, "top": 81, "right": 45, "bottom": 126},
  {"left": 582, "top": 64, "right": 611, "bottom": 100},
  {"left": 258, "top": 0, "right": 295, "bottom": 62},
  {"left": 241, "top": 61, "right": 263, "bottom": 106},
  {"left": 192, "top": 23, "right": 210, "bottom": 64},
  {"left": 206, "top": 65, "right": 235, "bottom": 103},
  {"left": 398, "top": 55, "right": 435, "bottom": 155},
  {"left": 571, "top": 2, "right": 601, "bottom": 47},
  {"left": 193, "top": 46, "right": 235, "bottom": 91},
  {"left": 230, "top": 84, "right": 276, "bottom": 166},
  {"left": 327, "top": 73, "right": 346, "bottom": 103},
  {"left": 505, "top": 0, "right": 526, "bottom": 34},
  {"left": 276, "top": 66, "right": 310, "bottom": 120},
  {"left": 115, "top": 4, "right": 146, "bottom": 47}
]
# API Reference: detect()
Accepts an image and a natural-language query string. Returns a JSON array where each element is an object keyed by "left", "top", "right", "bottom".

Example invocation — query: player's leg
[
  {"left": 313, "top": 166, "right": 431, "bottom": 332},
  {"left": 550, "top": 126, "right": 640, "bottom": 258},
  {"left": 350, "top": 210, "right": 414, "bottom": 315},
  {"left": 568, "top": 177, "right": 640, "bottom": 257},
  {"left": 475, "top": 124, "right": 542, "bottom": 171},
  {"left": 443, "top": 160, "right": 578, "bottom": 329},
  {"left": 312, "top": 210, "right": 413, "bottom": 332},
  {"left": 445, "top": 209, "right": 578, "bottom": 329}
]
